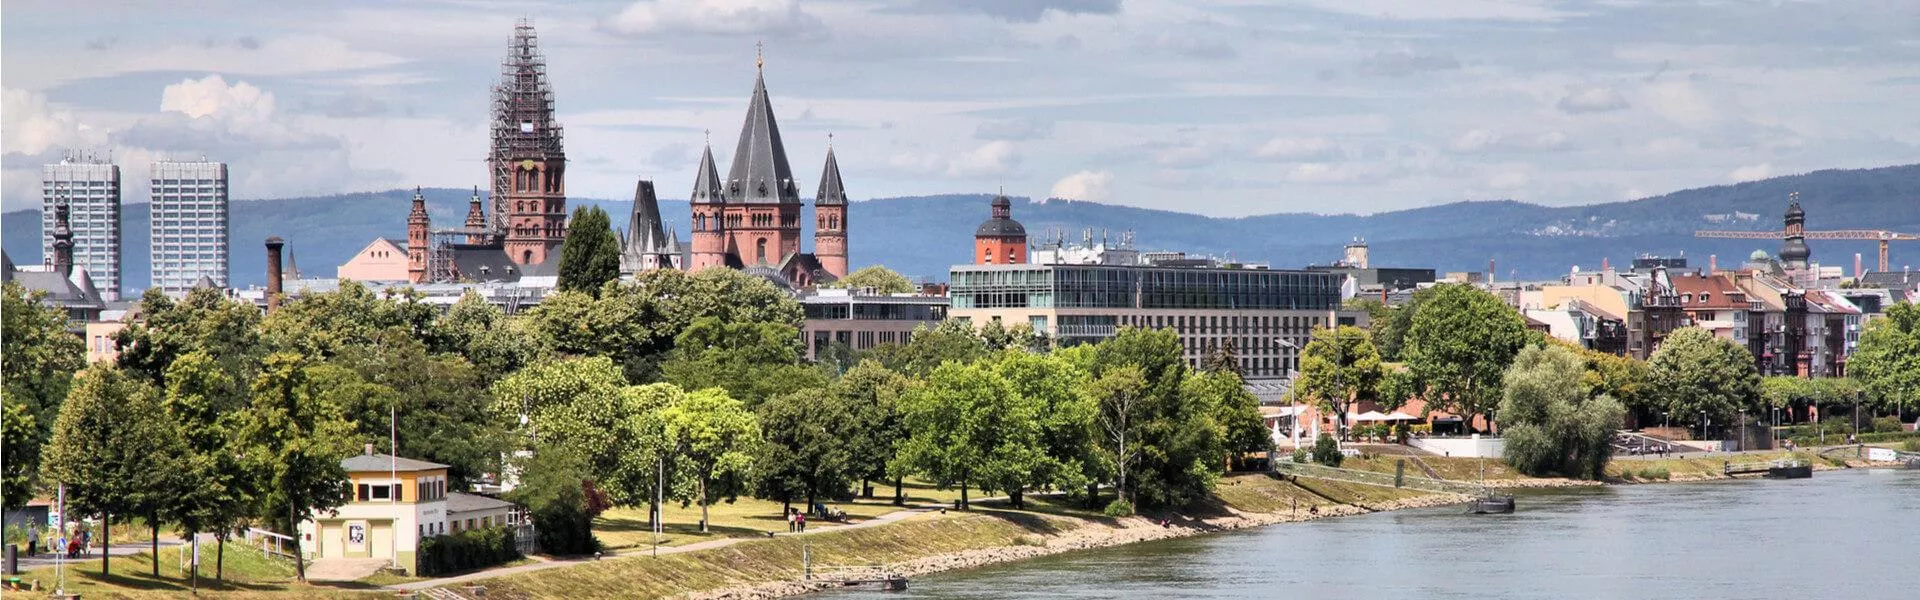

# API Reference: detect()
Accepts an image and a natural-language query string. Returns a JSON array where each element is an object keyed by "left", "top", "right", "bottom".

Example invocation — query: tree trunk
[
  {"left": 698, "top": 475, "right": 710, "bottom": 533},
  {"left": 892, "top": 477, "right": 904, "bottom": 506},
  {"left": 1086, "top": 483, "right": 1100, "bottom": 508},
  {"left": 290, "top": 501, "right": 306, "bottom": 581},
  {"left": 150, "top": 512, "right": 160, "bottom": 577},
  {"left": 960, "top": 476, "right": 970, "bottom": 510},
  {"left": 217, "top": 531, "right": 226, "bottom": 582},
  {"left": 101, "top": 512, "right": 111, "bottom": 576},
  {"left": 190, "top": 533, "right": 199, "bottom": 592},
  {"left": 805, "top": 484, "right": 817, "bottom": 517},
  {"left": 781, "top": 498, "right": 791, "bottom": 521},
  {"left": 1009, "top": 490, "right": 1023, "bottom": 510},
  {"left": 862, "top": 479, "right": 873, "bottom": 499}
]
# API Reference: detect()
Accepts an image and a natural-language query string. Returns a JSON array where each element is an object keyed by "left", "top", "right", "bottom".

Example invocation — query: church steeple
[
  {"left": 688, "top": 140, "right": 729, "bottom": 271},
  {"left": 725, "top": 65, "right": 798, "bottom": 204},
  {"left": 51, "top": 203, "right": 74, "bottom": 278},
  {"left": 816, "top": 143, "right": 846, "bottom": 206},
  {"left": 407, "top": 187, "right": 430, "bottom": 283},
  {"left": 464, "top": 186, "right": 488, "bottom": 244},
  {"left": 813, "top": 141, "right": 848, "bottom": 279}
]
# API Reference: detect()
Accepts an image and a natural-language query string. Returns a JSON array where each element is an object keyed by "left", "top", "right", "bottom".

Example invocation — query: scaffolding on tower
[{"left": 489, "top": 18, "right": 566, "bottom": 234}]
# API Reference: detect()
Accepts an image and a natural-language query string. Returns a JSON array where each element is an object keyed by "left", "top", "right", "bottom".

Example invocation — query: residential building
[
  {"left": 338, "top": 238, "right": 412, "bottom": 282},
  {"left": 297, "top": 450, "right": 455, "bottom": 574},
  {"left": 42, "top": 153, "right": 122, "bottom": 301},
  {"left": 800, "top": 288, "right": 948, "bottom": 360},
  {"left": 1667, "top": 272, "right": 1749, "bottom": 342},
  {"left": 150, "top": 160, "right": 230, "bottom": 295}
]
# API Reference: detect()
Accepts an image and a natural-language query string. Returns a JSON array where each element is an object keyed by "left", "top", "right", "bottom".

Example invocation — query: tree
[
  {"left": 528, "top": 268, "right": 803, "bottom": 383},
  {"left": 884, "top": 319, "right": 989, "bottom": 377},
  {"left": 1371, "top": 286, "right": 1439, "bottom": 361},
  {"left": 1187, "top": 370, "right": 1270, "bottom": 468},
  {"left": 1295, "top": 325, "right": 1384, "bottom": 439},
  {"left": 834, "top": 361, "right": 914, "bottom": 504},
  {"left": 1, "top": 281, "right": 85, "bottom": 508},
  {"left": 504, "top": 449, "right": 606, "bottom": 555},
  {"left": 1849, "top": 301, "right": 1920, "bottom": 415},
  {"left": 260, "top": 280, "right": 437, "bottom": 358},
  {"left": 1497, "top": 345, "right": 1625, "bottom": 479},
  {"left": 436, "top": 290, "right": 546, "bottom": 383},
  {"left": 160, "top": 351, "right": 257, "bottom": 584},
  {"left": 1343, "top": 297, "right": 1392, "bottom": 331},
  {"left": 660, "top": 317, "right": 824, "bottom": 407},
  {"left": 992, "top": 351, "right": 1097, "bottom": 505},
  {"left": 829, "top": 265, "right": 916, "bottom": 294},
  {"left": 897, "top": 362, "right": 1044, "bottom": 509},
  {"left": 41, "top": 366, "right": 179, "bottom": 576},
  {"left": 1090, "top": 328, "right": 1222, "bottom": 509},
  {"left": 753, "top": 388, "right": 854, "bottom": 515},
  {"left": 1402, "top": 284, "right": 1529, "bottom": 430},
  {"left": 1647, "top": 327, "right": 1762, "bottom": 428},
  {"left": 115, "top": 287, "right": 263, "bottom": 390},
  {"left": 1201, "top": 339, "right": 1244, "bottom": 378},
  {"left": 660, "top": 388, "right": 761, "bottom": 532},
  {"left": 556, "top": 206, "right": 621, "bottom": 295},
  {"left": 491, "top": 357, "right": 673, "bottom": 517},
  {"left": 238, "top": 352, "right": 359, "bottom": 581},
  {"left": 327, "top": 330, "right": 508, "bottom": 486},
  {"left": 1087, "top": 365, "right": 1146, "bottom": 508}
]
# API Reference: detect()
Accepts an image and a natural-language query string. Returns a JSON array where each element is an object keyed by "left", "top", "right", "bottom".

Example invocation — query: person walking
[
  {"left": 787, "top": 509, "right": 796, "bottom": 533},
  {"left": 25, "top": 525, "right": 37, "bottom": 558},
  {"left": 797, "top": 512, "right": 807, "bottom": 533}
]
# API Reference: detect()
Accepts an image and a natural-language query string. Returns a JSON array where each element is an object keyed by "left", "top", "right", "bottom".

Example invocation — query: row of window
[{"left": 802, "top": 303, "right": 946, "bottom": 321}]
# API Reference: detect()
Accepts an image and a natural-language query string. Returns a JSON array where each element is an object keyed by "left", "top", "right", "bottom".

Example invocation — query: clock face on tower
[{"left": 521, "top": 159, "right": 535, "bottom": 170}]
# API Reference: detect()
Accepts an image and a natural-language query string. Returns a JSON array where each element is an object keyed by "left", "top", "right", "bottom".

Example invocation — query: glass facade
[
  {"left": 952, "top": 265, "right": 1342, "bottom": 311},
  {"left": 149, "top": 161, "right": 230, "bottom": 295}
]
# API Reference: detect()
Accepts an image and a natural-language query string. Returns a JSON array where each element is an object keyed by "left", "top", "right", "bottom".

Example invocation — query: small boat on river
[{"left": 1468, "top": 492, "right": 1515, "bottom": 514}]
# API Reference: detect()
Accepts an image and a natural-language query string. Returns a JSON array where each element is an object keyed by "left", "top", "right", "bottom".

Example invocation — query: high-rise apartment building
[
  {"left": 42, "top": 154, "right": 123, "bottom": 301},
  {"left": 149, "top": 160, "right": 231, "bottom": 295}
]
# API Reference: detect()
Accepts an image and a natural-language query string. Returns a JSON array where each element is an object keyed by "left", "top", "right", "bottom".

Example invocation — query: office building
[
  {"left": 801, "top": 288, "right": 949, "bottom": 360},
  {"left": 150, "top": 160, "right": 230, "bottom": 295},
  {"left": 42, "top": 153, "right": 122, "bottom": 300}
]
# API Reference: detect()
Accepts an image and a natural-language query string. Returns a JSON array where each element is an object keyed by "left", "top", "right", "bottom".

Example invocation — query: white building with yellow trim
[{"left": 298, "top": 449, "right": 521, "bottom": 574}]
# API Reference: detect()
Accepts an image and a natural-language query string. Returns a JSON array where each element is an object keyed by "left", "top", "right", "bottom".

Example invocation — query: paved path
[
  {"left": 307, "top": 557, "right": 391, "bottom": 582},
  {"left": 388, "top": 505, "right": 937, "bottom": 591},
  {"left": 13, "top": 538, "right": 185, "bottom": 570}
]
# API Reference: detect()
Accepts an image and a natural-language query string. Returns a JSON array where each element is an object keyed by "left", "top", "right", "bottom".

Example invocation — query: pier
[{"left": 1721, "top": 458, "right": 1812, "bottom": 479}]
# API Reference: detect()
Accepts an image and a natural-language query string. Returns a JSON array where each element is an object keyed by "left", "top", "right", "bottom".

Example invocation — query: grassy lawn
[
  {"left": 11, "top": 542, "right": 393, "bottom": 599},
  {"left": 593, "top": 478, "right": 973, "bottom": 550},
  {"left": 1603, "top": 451, "right": 1817, "bottom": 480},
  {"left": 1337, "top": 455, "right": 1529, "bottom": 481}
]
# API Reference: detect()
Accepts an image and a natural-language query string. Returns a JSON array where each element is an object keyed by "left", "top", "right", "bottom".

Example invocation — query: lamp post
[
  {"left": 1701, "top": 411, "right": 1708, "bottom": 450},
  {"left": 1278, "top": 338, "right": 1300, "bottom": 450}
]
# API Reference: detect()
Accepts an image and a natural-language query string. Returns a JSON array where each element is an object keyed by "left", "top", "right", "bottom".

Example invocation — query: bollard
[{"left": 4, "top": 544, "right": 16, "bottom": 575}]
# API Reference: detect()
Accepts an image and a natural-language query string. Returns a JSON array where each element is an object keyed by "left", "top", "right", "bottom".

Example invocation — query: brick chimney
[
  {"left": 266, "top": 236, "right": 285, "bottom": 312},
  {"left": 1709, "top": 254, "right": 1717, "bottom": 274}
]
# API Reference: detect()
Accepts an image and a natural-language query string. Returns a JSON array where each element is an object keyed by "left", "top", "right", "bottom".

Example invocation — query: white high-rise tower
[
  {"left": 42, "top": 152, "right": 123, "bottom": 301},
  {"left": 149, "top": 160, "right": 231, "bottom": 295}
]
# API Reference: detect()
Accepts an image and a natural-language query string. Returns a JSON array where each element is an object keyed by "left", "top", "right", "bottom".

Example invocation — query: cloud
[
  {"left": 1727, "top": 163, "right": 1772, "bottom": 182},
  {"left": 1050, "top": 170, "right": 1113, "bottom": 201},
  {"left": 1153, "top": 141, "right": 1217, "bottom": 169},
  {"left": 119, "top": 34, "right": 407, "bottom": 76},
  {"left": 1448, "top": 129, "right": 1572, "bottom": 154},
  {"left": 604, "top": 0, "right": 827, "bottom": 38},
  {"left": 900, "top": 0, "right": 1121, "bottom": 23},
  {"left": 159, "top": 74, "right": 274, "bottom": 124},
  {"left": 649, "top": 142, "right": 697, "bottom": 168},
  {"left": 1355, "top": 50, "right": 1460, "bottom": 77},
  {"left": 974, "top": 117, "right": 1054, "bottom": 141},
  {"left": 1557, "top": 84, "right": 1630, "bottom": 114},
  {"left": 1256, "top": 136, "right": 1344, "bottom": 162},
  {"left": 1281, "top": 162, "right": 1397, "bottom": 185},
  {"left": 947, "top": 141, "right": 1020, "bottom": 177},
  {"left": 2, "top": 88, "right": 104, "bottom": 156},
  {"left": 1487, "top": 170, "right": 1529, "bottom": 190},
  {"left": 1139, "top": 30, "right": 1237, "bottom": 61}
]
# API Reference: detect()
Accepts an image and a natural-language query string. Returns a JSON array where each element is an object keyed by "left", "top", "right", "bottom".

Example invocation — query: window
[{"left": 756, "top": 238, "right": 768, "bottom": 264}]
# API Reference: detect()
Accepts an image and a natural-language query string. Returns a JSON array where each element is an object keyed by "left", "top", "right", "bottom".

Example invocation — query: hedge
[{"left": 418, "top": 526, "right": 521, "bottom": 576}]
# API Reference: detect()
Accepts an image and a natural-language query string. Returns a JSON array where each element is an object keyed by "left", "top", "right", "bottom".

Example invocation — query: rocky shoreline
[{"left": 693, "top": 492, "right": 1470, "bottom": 600}]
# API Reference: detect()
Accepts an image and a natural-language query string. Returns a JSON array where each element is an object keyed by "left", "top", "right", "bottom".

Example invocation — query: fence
[{"left": 243, "top": 527, "right": 296, "bottom": 559}]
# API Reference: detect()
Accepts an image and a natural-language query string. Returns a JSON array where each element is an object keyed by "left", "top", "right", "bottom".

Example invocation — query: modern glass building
[
  {"left": 42, "top": 156, "right": 123, "bottom": 301},
  {"left": 149, "top": 160, "right": 230, "bottom": 295},
  {"left": 800, "top": 288, "right": 949, "bottom": 360},
  {"left": 949, "top": 263, "right": 1357, "bottom": 377}
]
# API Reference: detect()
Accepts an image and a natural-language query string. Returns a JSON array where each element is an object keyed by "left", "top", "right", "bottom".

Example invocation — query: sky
[{"left": 4, "top": 0, "right": 1918, "bottom": 217}]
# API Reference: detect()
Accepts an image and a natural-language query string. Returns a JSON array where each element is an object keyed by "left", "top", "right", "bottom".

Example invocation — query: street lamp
[
  {"left": 1701, "top": 411, "right": 1708, "bottom": 450},
  {"left": 1278, "top": 338, "right": 1300, "bottom": 450}
]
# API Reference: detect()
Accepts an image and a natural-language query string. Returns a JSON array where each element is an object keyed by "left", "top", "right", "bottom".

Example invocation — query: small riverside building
[{"left": 298, "top": 448, "right": 482, "bottom": 574}]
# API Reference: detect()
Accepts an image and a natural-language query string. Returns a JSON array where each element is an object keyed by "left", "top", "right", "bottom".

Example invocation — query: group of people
[
  {"left": 21, "top": 524, "right": 92, "bottom": 559},
  {"left": 785, "top": 508, "right": 808, "bottom": 533}
]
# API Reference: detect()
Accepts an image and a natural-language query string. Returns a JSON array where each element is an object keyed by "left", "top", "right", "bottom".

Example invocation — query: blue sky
[{"left": 4, "top": 0, "right": 1918, "bottom": 216}]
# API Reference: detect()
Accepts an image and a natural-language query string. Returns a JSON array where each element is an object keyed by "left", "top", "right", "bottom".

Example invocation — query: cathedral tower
[
  {"left": 719, "top": 55, "right": 803, "bottom": 267},
  {"left": 688, "top": 142, "right": 729, "bottom": 270},
  {"left": 974, "top": 195, "right": 1027, "bottom": 265},
  {"left": 490, "top": 20, "right": 567, "bottom": 266},
  {"left": 406, "top": 187, "right": 430, "bottom": 283},
  {"left": 463, "top": 186, "right": 489, "bottom": 245},
  {"left": 813, "top": 143, "right": 848, "bottom": 279}
]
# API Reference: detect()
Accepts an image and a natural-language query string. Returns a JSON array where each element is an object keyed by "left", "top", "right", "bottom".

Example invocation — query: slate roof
[
  {"left": 446, "top": 491, "right": 517, "bottom": 514},
  {"left": 690, "top": 143, "right": 724, "bottom": 204},
  {"left": 340, "top": 453, "right": 449, "bottom": 473},
  {"left": 625, "top": 179, "right": 669, "bottom": 255},
  {"left": 1858, "top": 270, "right": 1918, "bottom": 302},
  {"left": 815, "top": 146, "right": 846, "bottom": 206},
  {"left": 1, "top": 250, "right": 104, "bottom": 310},
  {"left": 724, "top": 70, "right": 801, "bottom": 205},
  {"left": 975, "top": 196, "right": 1027, "bottom": 237},
  {"left": 448, "top": 244, "right": 547, "bottom": 282}
]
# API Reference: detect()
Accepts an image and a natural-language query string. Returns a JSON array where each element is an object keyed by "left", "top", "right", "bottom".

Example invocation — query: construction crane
[{"left": 1695, "top": 229, "right": 1919, "bottom": 272}]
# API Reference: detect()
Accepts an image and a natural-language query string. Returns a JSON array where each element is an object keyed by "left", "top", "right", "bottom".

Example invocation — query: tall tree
[
  {"left": 1187, "top": 370, "right": 1271, "bottom": 468},
  {"left": 1646, "top": 327, "right": 1762, "bottom": 427},
  {"left": 41, "top": 365, "right": 179, "bottom": 576},
  {"left": 238, "top": 353, "right": 358, "bottom": 581},
  {"left": 829, "top": 265, "right": 917, "bottom": 294},
  {"left": 260, "top": 280, "right": 437, "bottom": 358},
  {"left": 1201, "top": 339, "right": 1244, "bottom": 378},
  {"left": 1402, "top": 284, "right": 1529, "bottom": 430},
  {"left": 490, "top": 357, "right": 672, "bottom": 512},
  {"left": 331, "top": 330, "right": 506, "bottom": 486},
  {"left": 1086, "top": 365, "right": 1146, "bottom": 508},
  {"left": 528, "top": 268, "right": 803, "bottom": 382},
  {"left": 992, "top": 351, "right": 1097, "bottom": 505},
  {"left": 660, "top": 317, "right": 824, "bottom": 407},
  {"left": 1849, "top": 301, "right": 1920, "bottom": 414},
  {"left": 660, "top": 388, "right": 761, "bottom": 532},
  {"left": 897, "top": 362, "right": 1043, "bottom": 509},
  {"left": 159, "top": 351, "right": 256, "bottom": 583},
  {"left": 834, "top": 361, "right": 914, "bottom": 504},
  {"left": 753, "top": 388, "right": 854, "bottom": 515},
  {"left": 884, "top": 319, "right": 989, "bottom": 377},
  {"left": 1371, "top": 286, "right": 1439, "bottom": 361},
  {"left": 115, "top": 287, "right": 264, "bottom": 390},
  {"left": 1, "top": 281, "right": 85, "bottom": 508},
  {"left": 1295, "top": 325, "right": 1385, "bottom": 439},
  {"left": 1091, "top": 328, "right": 1222, "bottom": 509},
  {"left": 1498, "top": 345, "right": 1625, "bottom": 479},
  {"left": 435, "top": 290, "right": 546, "bottom": 383},
  {"left": 556, "top": 206, "right": 621, "bottom": 295}
]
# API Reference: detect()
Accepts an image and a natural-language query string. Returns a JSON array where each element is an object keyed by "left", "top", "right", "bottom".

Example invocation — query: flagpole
[{"left": 391, "top": 400, "right": 398, "bottom": 567}]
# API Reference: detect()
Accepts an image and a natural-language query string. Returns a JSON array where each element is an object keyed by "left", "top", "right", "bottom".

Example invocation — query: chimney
[
  {"left": 1854, "top": 253, "right": 1862, "bottom": 279},
  {"left": 266, "top": 236, "right": 286, "bottom": 312},
  {"left": 1601, "top": 257, "right": 1610, "bottom": 273},
  {"left": 1709, "top": 254, "right": 1717, "bottom": 274},
  {"left": 364, "top": 443, "right": 375, "bottom": 456}
]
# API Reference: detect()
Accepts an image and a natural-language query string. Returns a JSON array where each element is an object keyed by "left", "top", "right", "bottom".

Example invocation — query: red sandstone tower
[
  {"left": 814, "top": 144, "right": 848, "bottom": 279},
  {"left": 463, "top": 186, "right": 489, "bottom": 245},
  {"left": 974, "top": 195, "right": 1027, "bottom": 265},
  {"left": 406, "top": 187, "right": 430, "bottom": 283},
  {"left": 491, "top": 20, "right": 567, "bottom": 266},
  {"left": 688, "top": 142, "right": 729, "bottom": 270}
]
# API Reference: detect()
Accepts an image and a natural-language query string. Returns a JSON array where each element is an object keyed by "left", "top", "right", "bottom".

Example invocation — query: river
[{"left": 822, "top": 469, "right": 1919, "bottom": 599}]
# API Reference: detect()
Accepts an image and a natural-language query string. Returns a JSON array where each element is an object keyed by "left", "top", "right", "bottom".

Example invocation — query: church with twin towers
[
  {"left": 409, "top": 22, "right": 847, "bottom": 288},
  {"left": 622, "top": 49, "right": 850, "bottom": 288}
]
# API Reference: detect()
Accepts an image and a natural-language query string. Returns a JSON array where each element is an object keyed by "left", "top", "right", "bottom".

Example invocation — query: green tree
[
  {"left": 260, "top": 280, "right": 437, "bottom": 358},
  {"left": 330, "top": 330, "right": 507, "bottom": 486},
  {"left": 829, "top": 265, "right": 917, "bottom": 294},
  {"left": 1087, "top": 365, "right": 1146, "bottom": 506},
  {"left": 992, "top": 351, "right": 1098, "bottom": 504},
  {"left": 753, "top": 388, "right": 853, "bottom": 515},
  {"left": 504, "top": 449, "right": 606, "bottom": 555},
  {"left": 884, "top": 319, "right": 989, "bottom": 377},
  {"left": 897, "top": 362, "right": 1044, "bottom": 509},
  {"left": 1310, "top": 434, "right": 1344, "bottom": 467},
  {"left": 159, "top": 351, "right": 257, "bottom": 583},
  {"left": 660, "top": 317, "right": 824, "bottom": 407},
  {"left": 528, "top": 268, "right": 803, "bottom": 383},
  {"left": 41, "top": 366, "right": 178, "bottom": 576},
  {"left": 436, "top": 290, "right": 546, "bottom": 383},
  {"left": 1295, "top": 325, "right": 1384, "bottom": 439},
  {"left": 1497, "top": 345, "right": 1625, "bottom": 479},
  {"left": 1091, "top": 328, "right": 1222, "bottom": 509},
  {"left": 556, "top": 206, "right": 621, "bottom": 295},
  {"left": 1647, "top": 327, "right": 1762, "bottom": 427},
  {"left": 1187, "top": 370, "right": 1270, "bottom": 468},
  {"left": 833, "top": 361, "right": 914, "bottom": 504},
  {"left": 661, "top": 388, "right": 761, "bottom": 532},
  {"left": 1760, "top": 376, "right": 1818, "bottom": 415},
  {"left": 238, "top": 352, "right": 359, "bottom": 581},
  {"left": 115, "top": 287, "right": 263, "bottom": 390},
  {"left": 1343, "top": 297, "right": 1391, "bottom": 330},
  {"left": 1, "top": 281, "right": 85, "bottom": 508},
  {"left": 1849, "top": 301, "right": 1920, "bottom": 414},
  {"left": 491, "top": 358, "right": 674, "bottom": 517},
  {"left": 1402, "top": 284, "right": 1529, "bottom": 430},
  {"left": 1371, "top": 286, "right": 1439, "bottom": 361},
  {"left": 1201, "top": 339, "right": 1244, "bottom": 378}
]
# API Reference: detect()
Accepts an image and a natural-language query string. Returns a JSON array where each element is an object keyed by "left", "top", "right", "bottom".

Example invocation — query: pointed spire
[
  {"left": 726, "top": 58, "right": 798, "bottom": 204},
  {"left": 816, "top": 143, "right": 846, "bottom": 206},
  {"left": 51, "top": 203, "right": 74, "bottom": 278},
  {"left": 627, "top": 179, "right": 667, "bottom": 253},
  {"left": 691, "top": 142, "right": 724, "bottom": 204}
]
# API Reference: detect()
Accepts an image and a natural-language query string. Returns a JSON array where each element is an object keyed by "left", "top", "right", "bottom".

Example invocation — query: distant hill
[{"left": 6, "top": 164, "right": 1919, "bottom": 292}]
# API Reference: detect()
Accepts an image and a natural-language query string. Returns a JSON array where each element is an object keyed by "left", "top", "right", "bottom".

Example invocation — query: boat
[{"left": 1467, "top": 492, "right": 1516, "bottom": 514}]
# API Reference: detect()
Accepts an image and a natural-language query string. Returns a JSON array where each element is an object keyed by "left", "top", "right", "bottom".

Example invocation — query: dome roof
[
  {"left": 975, "top": 195, "right": 1026, "bottom": 237},
  {"left": 1749, "top": 249, "right": 1770, "bottom": 261},
  {"left": 1785, "top": 202, "right": 1804, "bottom": 218}
]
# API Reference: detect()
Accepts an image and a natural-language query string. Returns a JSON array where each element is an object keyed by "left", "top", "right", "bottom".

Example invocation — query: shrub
[
  {"left": 1411, "top": 424, "right": 1433, "bottom": 436},
  {"left": 1903, "top": 438, "right": 1920, "bottom": 453},
  {"left": 1103, "top": 499, "right": 1135, "bottom": 517},
  {"left": 1871, "top": 416, "right": 1902, "bottom": 434},
  {"left": 1311, "top": 434, "right": 1344, "bottom": 467},
  {"left": 1290, "top": 447, "right": 1311, "bottom": 464},
  {"left": 417, "top": 526, "right": 521, "bottom": 576},
  {"left": 1638, "top": 466, "right": 1670, "bottom": 481}
]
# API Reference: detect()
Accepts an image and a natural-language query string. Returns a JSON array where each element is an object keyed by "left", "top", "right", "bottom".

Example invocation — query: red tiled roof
[{"left": 1667, "top": 273, "right": 1748, "bottom": 309}]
